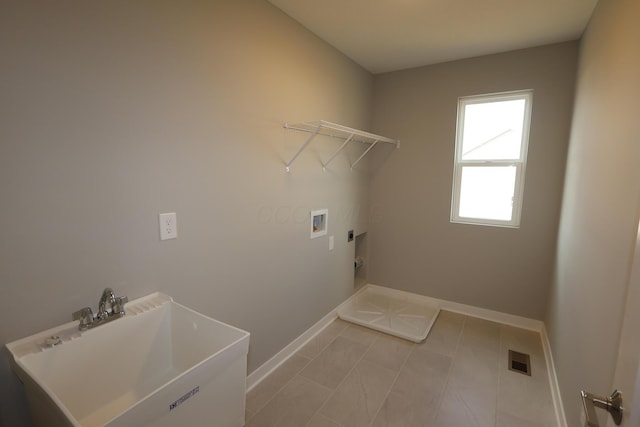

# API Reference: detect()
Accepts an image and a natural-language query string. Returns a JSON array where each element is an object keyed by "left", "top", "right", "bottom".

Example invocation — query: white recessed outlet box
[
  {"left": 310, "top": 209, "right": 328, "bottom": 239},
  {"left": 159, "top": 212, "right": 177, "bottom": 240}
]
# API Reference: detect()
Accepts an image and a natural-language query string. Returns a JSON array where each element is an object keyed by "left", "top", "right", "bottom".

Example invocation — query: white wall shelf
[{"left": 283, "top": 120, "right": 399, "bottom": 172}]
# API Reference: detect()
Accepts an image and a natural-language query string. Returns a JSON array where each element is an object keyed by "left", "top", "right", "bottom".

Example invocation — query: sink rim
[{"left": 6, "top": 292, "right": 250, "bottom": 427}]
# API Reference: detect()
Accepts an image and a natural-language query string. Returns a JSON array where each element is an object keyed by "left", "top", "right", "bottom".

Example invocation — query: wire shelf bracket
[{"left": 283, "top": 120, "right": 399, "bottom": 172}]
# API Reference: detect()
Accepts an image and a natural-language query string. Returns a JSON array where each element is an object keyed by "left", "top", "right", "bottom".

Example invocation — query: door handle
[{"left": 580, "top": 389, "right": 623, "bottom": 426}]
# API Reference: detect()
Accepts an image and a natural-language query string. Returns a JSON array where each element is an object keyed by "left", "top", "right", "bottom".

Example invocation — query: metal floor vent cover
[{"left": 508, "top": 350, "right": 531, "bottom": 376}]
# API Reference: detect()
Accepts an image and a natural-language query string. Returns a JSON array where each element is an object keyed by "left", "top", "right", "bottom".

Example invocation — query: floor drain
[{"left": 508, "top": 350, "right": 531, "bottom": 376}]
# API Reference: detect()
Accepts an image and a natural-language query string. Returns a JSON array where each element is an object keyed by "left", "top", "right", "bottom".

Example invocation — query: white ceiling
[{"left": 268, "top": 0, "right": 598, "bottom": 74}]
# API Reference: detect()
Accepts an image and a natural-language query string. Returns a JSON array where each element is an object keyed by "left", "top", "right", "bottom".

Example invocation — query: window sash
[{"left": 451, "top": 162, "right": 525, "bottom": 227}]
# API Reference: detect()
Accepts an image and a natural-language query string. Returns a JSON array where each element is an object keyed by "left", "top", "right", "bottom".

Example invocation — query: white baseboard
[
  {"left": 245, "top": 309, "right": 337, "bottom": 392},
  {"left": 246, "top": 283, "right": 567, "bottom": 427},
  {"left": 246, "top": 286, "right": 368, "bottom": 392},
  {"left": 540, "top": 325, "right": 568, "bottom": 427}
]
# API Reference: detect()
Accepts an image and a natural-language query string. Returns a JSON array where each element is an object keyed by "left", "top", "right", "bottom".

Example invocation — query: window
[{"left": 451, "top": 90, "right": 532, "bottom": 227}]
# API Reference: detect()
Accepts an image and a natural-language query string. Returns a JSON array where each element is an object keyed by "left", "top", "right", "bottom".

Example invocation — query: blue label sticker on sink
[{"left": 169, "top": 386, "right": 199, "bottom": 411}]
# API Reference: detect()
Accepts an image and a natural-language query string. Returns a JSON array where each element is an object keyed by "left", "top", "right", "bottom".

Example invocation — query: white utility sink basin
[{"left": 6, "top": 293, "right": 250, "bottom": 427}]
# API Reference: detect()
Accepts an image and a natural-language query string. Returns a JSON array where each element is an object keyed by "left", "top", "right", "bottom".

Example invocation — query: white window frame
[{"left": 450, "top": 90, "right": 533, "bottom": 228}]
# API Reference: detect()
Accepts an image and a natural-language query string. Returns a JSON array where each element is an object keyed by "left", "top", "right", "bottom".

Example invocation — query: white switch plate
[
  {"left": 159, "top": 213, "right": 177, "bottom": 240},
  {"left": 329, "top": 235, "right": 334, "bottom": 251}
]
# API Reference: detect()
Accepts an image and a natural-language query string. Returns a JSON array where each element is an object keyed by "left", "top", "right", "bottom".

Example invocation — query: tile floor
[{"left": 245, "top": 311, "right": 557, "bottom": 427}]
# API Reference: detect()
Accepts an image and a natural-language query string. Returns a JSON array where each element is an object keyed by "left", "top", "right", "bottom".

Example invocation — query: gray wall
[
  {"left": 368, "top": 42, "right": 578, "bottom": 319},
  {"left": 545, "top": 0, "right": 640, "bottom": 425},
  {"left": 0, "top": 1, "right": 374, "bottom": 425}
]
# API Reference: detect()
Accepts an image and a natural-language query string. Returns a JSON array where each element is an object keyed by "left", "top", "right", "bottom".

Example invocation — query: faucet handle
[
  {"left": 72, "top": 307, "right": 94, "bottom": 330},
  {"left": 114, "top": 296, "right": 128, "bottom": 315}
]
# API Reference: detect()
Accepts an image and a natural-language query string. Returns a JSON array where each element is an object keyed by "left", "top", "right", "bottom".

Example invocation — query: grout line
[
  {"left": 368, "top": 340, "right": 415, "bottom": 426},
  {"left": 304, "top": 384, "right": 342, "bottom": 427},
  {"left": 246, "top": 286, "right": 371, "bottom": 393},
  {"left": 431, "top": 314, "right": 467, "bottom": 425},
  {"left": 246, "top": 353, "right": 315, "bottom": 422},
  {"left": 248, "top": 321, "right": 349, "bottom": 423},
  {"left": 303, "top": 321, "right": 349, "bottom": 360},
  {"left": 304, "top": 324, "right": 379, "bottom": 427}
]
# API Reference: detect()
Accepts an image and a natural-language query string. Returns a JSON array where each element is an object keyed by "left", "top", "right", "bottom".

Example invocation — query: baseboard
[
  {"left": 246, "top": 283, "right": 567, "bottom": 427},
  {"left": 245, "top": 286, "right": 368, "bottom": 392},
  {"left": 540, "top": 325, "right": 568, "bottom": 427},
  {"left": 245, "top": 310, "right": 337, "bottom": 392}
]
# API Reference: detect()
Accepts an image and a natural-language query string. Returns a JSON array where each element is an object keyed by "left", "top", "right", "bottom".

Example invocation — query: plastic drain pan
[{"left": 339, "top": 285, "right": 440, "bottom": 343}]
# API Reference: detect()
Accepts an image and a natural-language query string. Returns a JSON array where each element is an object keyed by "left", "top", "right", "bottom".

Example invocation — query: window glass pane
[
  {"left": 458, "top": 166, "right": 516, "bottom": 221},
  {"left": 461, "top": 99, "right": 525, "bottom": 161}
]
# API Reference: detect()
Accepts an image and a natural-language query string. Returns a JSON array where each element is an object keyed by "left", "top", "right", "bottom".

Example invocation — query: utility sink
[{"left": 6, "top": 293, "right": 250, "bottom": 427}]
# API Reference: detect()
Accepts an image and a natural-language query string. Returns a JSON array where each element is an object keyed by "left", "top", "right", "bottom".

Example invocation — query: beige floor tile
[
  {"left": 460, "top": 316, "right": 501, "bottom": 354},
  {"left": 306, "top": 413, "right": 342, "bottom": 427},
  {"left": 498, "top": 368, "right": 555, "bottom": 425},
  {"left": 297, "top": 319, "right": 349, "bottom": 359},
  {"left": 247, "top": 376, "right": 331, "bottom": 427},
  {"left": 496, "top": 410, "right": 556, "bottom": 427},
  {"left": 372, "top": 389, "right": 433, "bottom": 427},
  {"left": 299, "top": 336, "right": 369, "bottom": 389},
  {"left": 246, "top": 353, "right": 312, "bottom": 415},
  {"left": 339, "top": 322, "right": 380, "bottom": 346},
  {"left": 402, "top": 347, "right": 453, "bottom": 387},
  {"left": 400, "top": 348, "right": 453, "bottom": 392},
  {"left": 449, "top": 344, "right": 499, "bottom": 388},
  {"left": 363, "top": 333, "right": 413, "bottom": 372},
  {"left": 415, "top": 310, "right": 466, "bottom": 357},
  {"left": 245, "top": 407, "right": 256, "bottom": 422},
  {"left": 319, "top": 359, "right": 397, "bottom": 427},
  {"left": 435, "top": 380, "right": 497, "bottom": 427},
  {"left": 372, "top": 349, "right": 452, "bottom": 427}
]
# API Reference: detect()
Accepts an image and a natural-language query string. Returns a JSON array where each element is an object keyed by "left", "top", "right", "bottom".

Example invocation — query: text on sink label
[{"left": 169, "top": 386, "right": 199, "bottom": 411}]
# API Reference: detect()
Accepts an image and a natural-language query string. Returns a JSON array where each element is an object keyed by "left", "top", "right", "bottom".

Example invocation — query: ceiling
[{"left": 268, "top": 0, "right": 598, "bottom": 74}]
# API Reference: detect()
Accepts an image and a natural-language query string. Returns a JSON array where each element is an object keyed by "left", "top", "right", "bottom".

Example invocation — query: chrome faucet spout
[
  {"left": 98, "top": 288, "right": 116, "bottom": 320},
  {"left": 72, "top": 288, "right": 128, "bottom": 331}
]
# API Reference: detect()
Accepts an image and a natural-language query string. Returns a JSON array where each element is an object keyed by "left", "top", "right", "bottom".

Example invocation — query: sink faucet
[
  {"left": 97, "top": 288, "right": 116, "bottom": 320},
  {"left": 72, "top": 288, "right": 128, "bottom": 331}
]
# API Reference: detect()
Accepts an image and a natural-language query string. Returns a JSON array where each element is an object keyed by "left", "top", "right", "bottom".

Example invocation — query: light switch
[{"left": 329, "top": 235, "right": 334, "bottom": 251}]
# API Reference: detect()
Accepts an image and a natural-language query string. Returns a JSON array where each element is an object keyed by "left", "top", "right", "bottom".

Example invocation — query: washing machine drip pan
[{"left": 338, "top": 285, "right": 440, "bottom": 343}]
